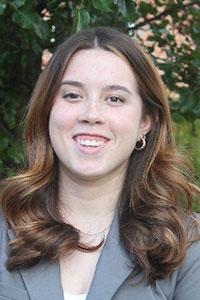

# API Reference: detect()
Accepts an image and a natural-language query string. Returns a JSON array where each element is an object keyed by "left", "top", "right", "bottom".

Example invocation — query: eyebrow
[
  {"left": 61, "top": 80, "right": 133, "bottom": 95},
  {"left": 61, "top": 80, "right": 83, "bottom": 88},
  {"left": 103, "top": 84, "right": 132, "bottom": 95}
]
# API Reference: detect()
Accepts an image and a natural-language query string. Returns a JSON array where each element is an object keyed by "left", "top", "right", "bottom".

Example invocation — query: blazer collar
[{"left": 7, "top": 213, "right": 133, "bottom": 300}]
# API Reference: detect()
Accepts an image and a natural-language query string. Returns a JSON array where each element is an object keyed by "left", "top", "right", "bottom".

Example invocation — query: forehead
[{"left": 62, "top": 48, "right": 138, "bottom": 88}]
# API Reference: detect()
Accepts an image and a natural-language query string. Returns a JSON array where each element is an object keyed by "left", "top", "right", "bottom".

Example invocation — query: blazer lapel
[
  {"left": 7, "top": 229, "right": 64, "bottom": 300},
  {"left": 19, "top": 260, "right": 64, "bottom": 300},
  {"left": 86, "top": 213, "right": 133, "bottom": 300}
]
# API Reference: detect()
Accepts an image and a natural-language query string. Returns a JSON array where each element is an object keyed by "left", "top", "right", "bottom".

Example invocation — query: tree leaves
[
  {"left": 73, "top": 8, "right": 90, "bottom": 32},
  {"left": 139, "top": 1, "right": 157, "bottom": 16},
  {"left": 12, "top": 6, "right": 49, "bottom": 39},
  {"left": 117, "top": 0, "right": 140, "bottom": 21},
  {"left": 13, "top": 0, "right": 26, "bottom": 8},
  {"left": 92, "top": 0, "right": 113, "bottom": 13},
  {"left": 0, "top": 1, "right": 6, "bottom": 16}
]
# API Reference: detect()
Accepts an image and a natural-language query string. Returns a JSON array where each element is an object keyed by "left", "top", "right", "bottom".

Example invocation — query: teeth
[{"left": 78, "top": 139, "right": 104, "bottom": 147}]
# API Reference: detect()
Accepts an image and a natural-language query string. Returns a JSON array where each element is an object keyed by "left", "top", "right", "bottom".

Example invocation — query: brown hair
[{"left": 1, "top": 27, "right": 200, "bottom": 283}]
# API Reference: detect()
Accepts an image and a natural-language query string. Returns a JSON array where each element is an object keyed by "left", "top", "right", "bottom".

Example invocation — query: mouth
[{"left": 73, "top": 134, "right": 110, "bottom": 154}]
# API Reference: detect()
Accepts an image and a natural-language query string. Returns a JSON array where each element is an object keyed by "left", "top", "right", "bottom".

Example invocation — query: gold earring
[{"left": 135, "top": 135, "right": 146, "bottom": 151}]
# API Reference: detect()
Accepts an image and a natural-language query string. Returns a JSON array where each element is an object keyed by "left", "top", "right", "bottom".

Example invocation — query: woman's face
[{"left": 49, "top": 48, "right": 151, "bottom": 181}]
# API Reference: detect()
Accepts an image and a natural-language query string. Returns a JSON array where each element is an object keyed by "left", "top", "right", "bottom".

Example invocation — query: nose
[{"left": 77, "top": 99, "right": 105, "bottom": 125}]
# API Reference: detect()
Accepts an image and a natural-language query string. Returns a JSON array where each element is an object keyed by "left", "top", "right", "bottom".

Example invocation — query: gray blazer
[{"left": 1, "top": 213, "right": 200, "bottom": 300}]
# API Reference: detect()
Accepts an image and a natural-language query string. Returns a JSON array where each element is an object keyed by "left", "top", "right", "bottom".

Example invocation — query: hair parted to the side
[{"left": 1, "top": 27, "right": 200, "bottom": 284}]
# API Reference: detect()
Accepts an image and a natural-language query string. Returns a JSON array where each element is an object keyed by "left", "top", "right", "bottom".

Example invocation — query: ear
[{"left": 138, "top": 114, "right": 152, "bottom": 137}]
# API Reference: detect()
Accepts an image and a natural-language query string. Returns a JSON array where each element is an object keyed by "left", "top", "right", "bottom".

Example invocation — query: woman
[{"left": 1, "top": 27, "right": 200, "bottom": 300}]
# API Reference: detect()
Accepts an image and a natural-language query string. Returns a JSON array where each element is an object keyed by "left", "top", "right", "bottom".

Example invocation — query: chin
[{"left": 74, "top": 170, "right": 108, "bottom": 182}]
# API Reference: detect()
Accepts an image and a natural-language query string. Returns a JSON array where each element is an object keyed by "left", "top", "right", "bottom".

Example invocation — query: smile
[
  {"left": 73, "top": 134, "right": 109, "bottom": 153},
  {"left": 78, "top": 139, "right": 104, "bottom": 147}
]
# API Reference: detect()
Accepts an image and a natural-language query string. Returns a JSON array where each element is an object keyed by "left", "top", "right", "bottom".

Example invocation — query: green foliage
[
  {"left": 92, "top": 0, "right": 113, "bottom": 13},
  {"left": 174, "top": 118, "right": 200, "bottom": 211},
  {"left": 73, "top": 7, "right": 90, "bottom": 32},
  {"left": 0, "top": 1, "right": 200, "bottom": 199},
  {"left": 174, "top": 118, "right": 200, "bottom": 178}
]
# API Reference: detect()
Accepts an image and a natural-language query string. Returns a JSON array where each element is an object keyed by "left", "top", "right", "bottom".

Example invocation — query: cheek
[
  {"left": 49, "top": 105, "right": 73, "bottom": 132},
  {"left": 48, "top": 108, "right": 71, "bottom": 156},
  {"left": 111, "top": 109, "right": 142, "bottom": 136}
]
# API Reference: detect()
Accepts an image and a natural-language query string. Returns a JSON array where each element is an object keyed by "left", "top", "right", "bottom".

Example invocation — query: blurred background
[{"left": 0, "top": 0, "right": 199, "bottom": 208}]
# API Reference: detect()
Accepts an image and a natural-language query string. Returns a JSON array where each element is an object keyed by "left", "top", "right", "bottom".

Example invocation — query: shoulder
[
  {"left": 180, "top": 212, "right": 200, "bottom": 268},
  {"left": 0, "top": 211, "right": 12, "bottom": 271},
  {"left": 0, "top": 211, "right": 7, "bottom": 239},
  {"left": 172, "top": 238, "right": 200, "bottom": 300},
  {"left": 178, "top": 236, "right": 200, "bottom": 278},
  {"left": 156, "top": 237, "right": 200, "bottom": 300},
  {"left": 0, "top": 211, "right": 9, "bottom": 256},
  {"left": 0, "top": 212, "right": 10, "bottom": 279},
  {"left": 0, "top": 213, "right": 31, "bottom": 300},
  {"left": 173, "top": 213, "right": 200, "bottom": 299}
]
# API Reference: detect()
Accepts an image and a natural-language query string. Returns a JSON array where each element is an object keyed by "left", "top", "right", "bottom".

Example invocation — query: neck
[{"left": 58, "top": 165, "right": 126, "bottom": 222}]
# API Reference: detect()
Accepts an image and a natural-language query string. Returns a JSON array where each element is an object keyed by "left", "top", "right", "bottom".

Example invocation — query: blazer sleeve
[{"left": 173, "top": 239, "right": 200, "bottom": 300}]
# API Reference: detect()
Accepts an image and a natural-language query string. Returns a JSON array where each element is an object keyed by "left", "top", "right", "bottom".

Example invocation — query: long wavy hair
[{"left": 1, "top": 27, "right": 200, "bottom": 284}]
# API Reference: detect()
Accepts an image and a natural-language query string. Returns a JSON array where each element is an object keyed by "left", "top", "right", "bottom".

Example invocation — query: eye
[
  {"left": 63, "top": 92, "right": 81, "bottom": 101},
  {"left": 107, "top": 96, "right": 125, "bottom": 104}
]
